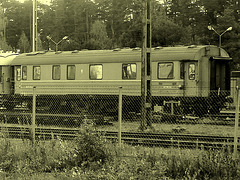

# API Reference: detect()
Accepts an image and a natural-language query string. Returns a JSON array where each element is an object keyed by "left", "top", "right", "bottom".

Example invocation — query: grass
[{"left": 0, "top": 123, "right": 240, "bottom": 179}]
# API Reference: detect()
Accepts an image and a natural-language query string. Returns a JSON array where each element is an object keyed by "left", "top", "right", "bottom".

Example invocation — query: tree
[
  {"left": 88, "top": 20, "right": 111, "bottom": 49},
  {"left": 18, "top": 31, "right": 30, "bottom": 53},
  {"left": 95, "top": 0, "right": 143, "bottom": 48},
  {"left": 3, "top": 0, "right": 32, "bottom": 50},
  {"left": 0, "top": 39, "right": 11, "bottom": 52},
  {"left": 36, "top": 33, "right": 43, "bottom": 51},
  {"left": 152, "top": 2, "right": 191, "bottom": 46},
  {"left": 214, "top": 7, "right": 240, "bottom": 70},
  {"left": 0, "top": 5, "right": 11, "bottom": 51}
]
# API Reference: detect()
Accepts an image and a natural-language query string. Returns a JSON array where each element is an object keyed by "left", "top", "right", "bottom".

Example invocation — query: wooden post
[
  {"left": 32, "top": 86, "right": 36, "bottom": 146},
  {"left": 118, "top": 86, "right": 122, "bottom": 146},
  {"left": 140, "top": 0, "right": 152, "bottom": 130},
  {"left": 233, "top": 85, "right": 239, "bottom": 159}
]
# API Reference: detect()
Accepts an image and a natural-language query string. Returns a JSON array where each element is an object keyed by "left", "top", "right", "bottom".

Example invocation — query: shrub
[{"left": 70, "top": 124, "right": 111, "bottom": 170}]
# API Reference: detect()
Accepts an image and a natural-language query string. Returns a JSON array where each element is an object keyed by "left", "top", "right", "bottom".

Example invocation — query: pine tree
[{"left": 18, "top": 31, "right": 30, "bottom": 53}]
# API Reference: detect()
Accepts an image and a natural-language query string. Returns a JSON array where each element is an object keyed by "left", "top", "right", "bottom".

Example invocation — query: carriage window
[
  {"left": 67, "top": 65, "right": 75, "bottom": 80},
  {"left": 52, "top": 65, "right": 61, "bottom": 80},
  {"left": 122, "top": 63, "right": 136, "bottom": 79},
  {"left": 16, "top": 66, "right": 21, "bottom": 81},
  {"left": 33, "top": 66, "right": 41, "bottom": 80},
  {"left": 189, "top": 64, "right": 195, "bottom": 80},
  {"left": 158, "top": 63, "right": 173, "bottom": 79},
  {"left": 180, "top": 63, "right": 184, "bottom": 79},
  {"left": 22, "top": 66, "right": 27, "bottom": 80},
  {"left": 90, "top": 64, "right": 103, "bottom": 80}
]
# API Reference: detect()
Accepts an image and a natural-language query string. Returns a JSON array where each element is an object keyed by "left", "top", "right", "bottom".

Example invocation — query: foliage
[
  {"left": 88, "top": 20, "right": 111, "bottom": 49},
  {"left": 164, "top": 148, "right": 240, "bottom": 179},
  {"left": 0, "top": 127, "right": 240, "bottom": 179},
  {"left": 0, "top": 125, "right": 111, "bottom": 175},
  {"left": 18, "top": 31, "right": 30, "bottom": 53},
  {"left": 66, "top": 124, "right": 111, "bottom": 170},
  {"left": 0, "top": 39, "right": 12, "bottom": 52}
]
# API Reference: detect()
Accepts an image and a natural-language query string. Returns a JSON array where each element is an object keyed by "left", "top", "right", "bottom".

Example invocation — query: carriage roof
[
  {"left": 0, "top": 53, "right": 19, "bottom": 65},
  {"left": 10, "top": 45, "right": 231, "bottom": 65}
]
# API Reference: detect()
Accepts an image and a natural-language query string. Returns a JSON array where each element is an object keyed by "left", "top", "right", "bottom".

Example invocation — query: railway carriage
[
  {"left": 0, "top": 45, "right": 232, "bottom": 117},
  {"left": 0, "top": 53, "right": 19, "bottom": 109}
]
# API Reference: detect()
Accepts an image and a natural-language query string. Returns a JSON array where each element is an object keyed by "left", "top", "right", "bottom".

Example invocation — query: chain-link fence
[{"left": 0, "top": 87, "right": 239, "bottom": 153}]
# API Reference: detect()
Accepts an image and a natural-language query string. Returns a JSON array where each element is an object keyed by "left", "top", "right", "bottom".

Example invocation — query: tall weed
[{"left": 164, "top": 148, "right": 240, "bottom": 179}]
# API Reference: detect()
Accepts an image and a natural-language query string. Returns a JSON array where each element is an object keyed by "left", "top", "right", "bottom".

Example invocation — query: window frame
[
  {"left": 67, "top": 65, "right": 76, "bottom": 80},
  {"left": 89, "top": 64, "right": 103, "bottom": 80},
  {"left": 188, "top": 63, "right": 196, "bottom": 80},
  {"left": 122, "top": 63, "right": 137, "bottom": 80},
  {"left": 52, "top": 65, "right": 61, "bottom": 80},
  {"left": 157, "top": 62, "right": 174, "bottom": 79},
  {"left": 33, "top": 66, "right": 41, "bottom": 80},
  {"left": 22, "top": 66, "right": 27, "bottom": 80},
  {"left": 16, "top": 66, "right": 21, "bottom": 81},
  {"left": 180, "top": 62, "right": 184, "bottom": 79}
]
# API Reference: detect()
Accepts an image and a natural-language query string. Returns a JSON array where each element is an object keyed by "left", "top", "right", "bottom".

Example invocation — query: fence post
[
  {"left": 32, "top": 86, "right": 36, "bottom": 146},
  {"left": 118, "top": 86, "right": 122, "bottom": 146},
  {"left": 233, "top": 86, "right": 239, "bottom": 159}
]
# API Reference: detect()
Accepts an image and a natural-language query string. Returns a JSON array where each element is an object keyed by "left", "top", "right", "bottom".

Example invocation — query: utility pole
[
  {"left": 32, "top": 0, "right": 37, "bottom": 52},
  {"left": 140, "top": 0, "right": 152, "bottom": 130}
]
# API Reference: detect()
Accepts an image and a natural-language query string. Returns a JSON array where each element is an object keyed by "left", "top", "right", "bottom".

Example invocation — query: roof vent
[
  {"left": 188, "top": 45, "right": 197, "bottom": 48},
  {"left": 26, "top": 52, "right": 38, "bottom": 56},
  {"left": 154, "top": 46, "right": 163, "bottom": 50},
  {"left": 37, "top": 51, "right": 47, "bottom": 54},
  {"left": 132, "top": 47, "right": 141, "bottom": 51},
  {"left": 113, "top": 48, "right": 121, "bottom": 51},
  {"left": 72, "top": 50, "right": 79, "bottom": 53}
]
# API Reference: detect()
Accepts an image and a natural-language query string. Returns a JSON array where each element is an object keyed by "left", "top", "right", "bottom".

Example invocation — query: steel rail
[{"left": 0, "top": 125, "right": 238, "bottom": 150}]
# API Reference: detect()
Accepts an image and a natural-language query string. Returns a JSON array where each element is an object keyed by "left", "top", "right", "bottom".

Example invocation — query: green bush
[
  {"left": 32, "top": 125, "right": 111, "bottom": 172},
  {"left": 70, "top": 125, "right": 111, "bottom": 169}
]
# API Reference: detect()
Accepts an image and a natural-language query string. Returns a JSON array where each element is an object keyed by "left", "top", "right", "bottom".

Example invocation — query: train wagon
[
  {"left": 0, "top": 53, "right": 19, "bottom": 109},
  {"left": 3, "top": 45, "right": 232, "bottom": 116}
]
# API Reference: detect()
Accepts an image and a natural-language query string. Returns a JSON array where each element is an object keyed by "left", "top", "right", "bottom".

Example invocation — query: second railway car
[
  {"left": 1, "top": 45, "right": 232, "bottom": 116},
  {"left": 0, "top": 53, "right": 19, "bottom": 109}
]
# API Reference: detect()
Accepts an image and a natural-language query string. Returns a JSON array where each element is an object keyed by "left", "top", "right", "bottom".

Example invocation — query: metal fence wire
[{"left": 0, "top": 87, "right": 239, "bottom": 153}]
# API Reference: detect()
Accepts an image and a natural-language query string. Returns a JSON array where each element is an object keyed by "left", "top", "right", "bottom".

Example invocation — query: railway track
[
  {"left": 153, "top": 111, "right": 238, "bottom": 125},
  {"left": 0, "top": 107, "right": 238, "bottom": 126},
  {"left": 0, "top": 124, "right": 238, "bottom": 150},
  {"left": 0, "top": 108, "right": 239, "bottom": 150}
]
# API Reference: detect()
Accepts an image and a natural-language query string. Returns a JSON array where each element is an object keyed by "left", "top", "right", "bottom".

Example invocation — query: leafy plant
[{"left": 71, "top": 125, "right": 111, "bottom": 170}]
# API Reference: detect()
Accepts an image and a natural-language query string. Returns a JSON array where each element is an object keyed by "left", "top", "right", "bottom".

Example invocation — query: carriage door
[
  {"left": 210, "top": 59, "right": 230, "bottom": 91},
  {"left": 0, "top": 66, "right": 12, "bottom": 94},
  {"left": 183, "top": 61, "right": 198, "bottom": 96},
  {"left": 0, "top": 66, "right": 2, "bottom": 93}
]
